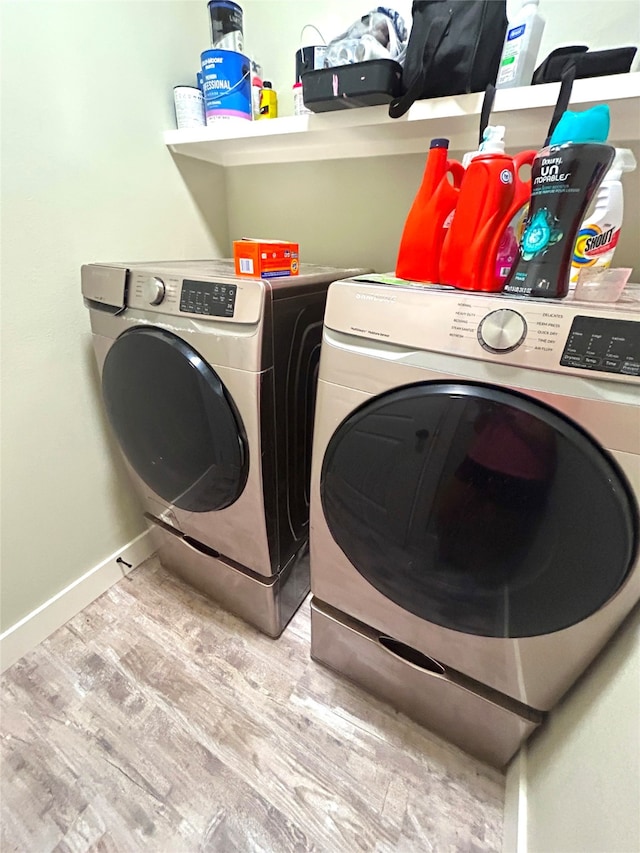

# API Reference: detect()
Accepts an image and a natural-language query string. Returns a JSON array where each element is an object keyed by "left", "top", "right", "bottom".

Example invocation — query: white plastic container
[
  {"left": 173, "top": 86, "right": 206, "bottom": 129},
  {"left": 570, "top": 148, "right": 637, "bottom": 285},
  {"left": 293, "top": 82, "right": 312, "bottom": 116},
  {"left": 574, "top": 268, "right": 632, "bottom": 302},
  {"left": 250, "top": 60, "right": 263, "bottom": 120},
  {"left": 496, "top": 0, "right": 545, "bottom": 89}
]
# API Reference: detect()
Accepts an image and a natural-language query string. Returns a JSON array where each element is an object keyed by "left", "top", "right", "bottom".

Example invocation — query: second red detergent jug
[
  {"left": 440, "top": 144, "right": 536, "bottom": 292},
  {"left": 396, "top": 138, "right": 464, "bottom": 283}
]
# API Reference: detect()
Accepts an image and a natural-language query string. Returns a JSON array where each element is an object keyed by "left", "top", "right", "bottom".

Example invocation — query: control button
[
  {"left": 478, "top": 309, "right": 527, "bottom": 353},
  {"left": 603, "top": 359, "right": 621, "bottom": 370},
  {"left": 144, "top": 276, "right": 165, "bottom": 305}
]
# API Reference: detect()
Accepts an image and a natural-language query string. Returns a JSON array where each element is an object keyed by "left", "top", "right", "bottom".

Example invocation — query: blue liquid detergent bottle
[{"left": 504, "top": 104, "right": 615, "bottom": 299}]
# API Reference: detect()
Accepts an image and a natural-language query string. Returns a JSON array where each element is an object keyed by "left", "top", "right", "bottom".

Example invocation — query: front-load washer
[
  {"left": 309, "top": 275, "right": 639, "bottom": 765},
  {"left": 82, "top": 259, "right": 367, "bottom": 637}
]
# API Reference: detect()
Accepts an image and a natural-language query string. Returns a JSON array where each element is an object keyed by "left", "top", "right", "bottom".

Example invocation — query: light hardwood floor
[{"left": 1, "top": 556, "right": 504, "bottom": 853}]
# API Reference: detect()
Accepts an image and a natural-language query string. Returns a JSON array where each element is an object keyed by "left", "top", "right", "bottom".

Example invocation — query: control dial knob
[
  {"left": 144, "top": 276, "right": 165, "bottom": 306},
  {"left": 478, "top": 309, "right": 526, "bottom": 353}
]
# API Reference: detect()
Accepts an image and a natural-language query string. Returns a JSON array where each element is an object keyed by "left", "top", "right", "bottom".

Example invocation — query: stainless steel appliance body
[
  {"left": 310, "top": 276, "right": 640, "bottom": 764},
  {"left": 83, "top": 260, "right": 366, "bottom": 636}
]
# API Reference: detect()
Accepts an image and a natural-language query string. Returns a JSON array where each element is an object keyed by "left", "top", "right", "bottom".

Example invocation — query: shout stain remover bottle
[
  {"left": 439, "top": 128, "right": 536, "bottom": 292},
  {"left": 396, "top": 138, "right": 464, "bottom": 283},
  {"left": 569, "top": 147, "right": 637, "bottom": 286}
]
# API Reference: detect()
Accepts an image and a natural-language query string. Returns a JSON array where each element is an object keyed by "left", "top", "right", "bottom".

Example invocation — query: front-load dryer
[
  {"left": 82, "top": 260, "right": 367, "bottom": 637},
  {"left": 309, "top": 275, "right": 639, "bottom": 765}
]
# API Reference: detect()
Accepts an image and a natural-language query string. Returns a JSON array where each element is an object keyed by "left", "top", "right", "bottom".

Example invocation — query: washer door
[
  {"left": 102, "top": 327, "right": 248, "bottom": 512},
  {"left": 320, "top": 382, "right": 638, "bottom": 638}
]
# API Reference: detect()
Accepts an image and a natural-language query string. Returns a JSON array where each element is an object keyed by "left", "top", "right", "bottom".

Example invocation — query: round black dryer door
[
  {"left": 321, "top": 382, "right": 638, "bottom": 638},
  {"left": 102, "top": 327, "right": 248, "bottom": 512}
]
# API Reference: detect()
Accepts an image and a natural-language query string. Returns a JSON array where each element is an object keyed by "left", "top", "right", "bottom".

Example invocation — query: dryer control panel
[
  {"left": 125, "top": 268, "right": 264, "bottom": 325},
  {"left": 179, "top": 279, "right": 237, "bottom": 317}
]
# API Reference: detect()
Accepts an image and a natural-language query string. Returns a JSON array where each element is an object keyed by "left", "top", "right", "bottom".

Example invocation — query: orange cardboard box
[{"left": 233, "top": 238, "right": 299, "bottom": 279}]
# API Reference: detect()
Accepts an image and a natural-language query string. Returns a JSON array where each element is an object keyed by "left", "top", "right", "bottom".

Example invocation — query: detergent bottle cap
[
  {"left": 462, "top": 126, "right": 505, "bottom": 168},
  {"left": 429, "top": 138, "right": 450, "bottom": 149},
  {"left": 549, "top": 104, "right": 611, "bottom": 145},
  {"left": 606, "top": 147, "right": 637, "bottom": 180},
  {"left": 479, "top": 125, "right": 506, "bottom": 154}
]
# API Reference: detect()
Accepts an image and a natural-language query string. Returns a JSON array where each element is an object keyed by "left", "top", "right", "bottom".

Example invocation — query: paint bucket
[
  {"left": 208, "top": 1, "right": 243, "bottom": 52},
  {"left": 201, "top": 49, "right": 251, "bottom": 122},
  {"left": 173, "top": 86, "right": 206, "bottom": 129}
]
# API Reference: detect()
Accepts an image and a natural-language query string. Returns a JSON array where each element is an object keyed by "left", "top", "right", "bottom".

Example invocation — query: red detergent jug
[
  {"left": 396, "top": 138, "right": 464, "bottom": 283},
  {"left": 439, "top": 148, "right": 536, "bottom": 292}
]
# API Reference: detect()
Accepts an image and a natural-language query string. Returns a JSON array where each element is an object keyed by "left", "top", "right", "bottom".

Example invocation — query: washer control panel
[
  {"left": 560, "top": 316, "right": 640, "bottom": 376},
  {"left": 179, "top": 279, "right": 237, "bottom": 317},
  {"left": 449, "top": 298, "right": 563, "bottom": 356},
  {"left": 332, "top": 279, "right": 640, "bottom": 384},
  {"left": 478, "top": 309, "right": 527, "bottom": 353}
]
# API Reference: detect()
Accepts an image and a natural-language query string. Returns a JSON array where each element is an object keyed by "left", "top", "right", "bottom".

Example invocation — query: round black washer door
[
  {"left": 320, "top": 382, "right": 637, "bottom": 638},
  {"left": 102, "top": 327, "right": 248, "bottom": 512}
]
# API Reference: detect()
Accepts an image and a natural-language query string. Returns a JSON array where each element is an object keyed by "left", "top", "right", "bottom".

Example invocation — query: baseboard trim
[
  {"left": 503, "top": 747, "right": 528, "bottom": 853},
  {"left": 0, "top": 529, "right": 156, "bottom": 672}
]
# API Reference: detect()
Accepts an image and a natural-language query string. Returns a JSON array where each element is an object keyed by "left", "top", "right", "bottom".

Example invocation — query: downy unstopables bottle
[{"left": 504, "top": 105, "right": 615, "bottom": 299}]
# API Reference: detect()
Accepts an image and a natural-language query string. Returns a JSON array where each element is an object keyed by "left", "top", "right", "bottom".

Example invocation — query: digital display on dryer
[
  {"left": 179, "top": 280, "right": 237, "bottom": 317},
  {"left": 561, "top": 316, "right": 640, "bottom": 376}
]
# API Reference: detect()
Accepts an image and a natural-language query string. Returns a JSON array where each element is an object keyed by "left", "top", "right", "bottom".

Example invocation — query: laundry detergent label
[
  {"left": 519, "top": 208, "right": 564, "bottom": 260},
  {"left": 532, "top": 156, "right": 571, "bottom": 189}
]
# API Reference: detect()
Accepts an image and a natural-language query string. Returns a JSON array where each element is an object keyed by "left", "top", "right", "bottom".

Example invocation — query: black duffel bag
[{"left": 390, "top": 0, "right": 507, "bottom": 118}]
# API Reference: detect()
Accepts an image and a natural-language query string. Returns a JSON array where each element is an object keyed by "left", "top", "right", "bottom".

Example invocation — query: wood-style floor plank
[{"left": 1, "top": 557, "right": 504, "bottom": 852}]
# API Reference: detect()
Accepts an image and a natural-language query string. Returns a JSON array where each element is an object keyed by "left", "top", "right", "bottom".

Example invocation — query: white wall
[
  {"left": 522, "top": 606, "right": 640, "bottom": 853},
  {"left": 0, "top": 0, "right": 227, "bottom": 631}
]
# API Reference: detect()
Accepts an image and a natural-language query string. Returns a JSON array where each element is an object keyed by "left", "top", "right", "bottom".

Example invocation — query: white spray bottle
[{"left": 570, "top": 148, "right": 637, "bottom": 286}]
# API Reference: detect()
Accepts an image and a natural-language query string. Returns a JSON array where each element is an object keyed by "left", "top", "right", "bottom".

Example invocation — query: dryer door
[
  {"left": 320, "top": 381, "right": 638, "bottom": 638},
  {"left": 102, "top": 327, "right": 248, "bottom": 512}
]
